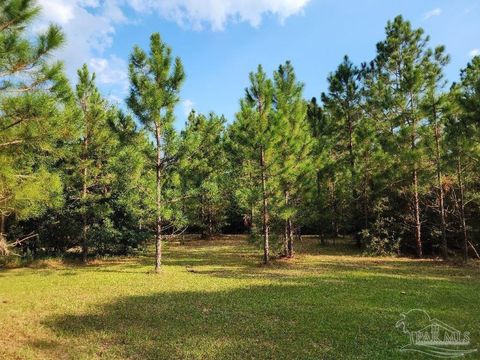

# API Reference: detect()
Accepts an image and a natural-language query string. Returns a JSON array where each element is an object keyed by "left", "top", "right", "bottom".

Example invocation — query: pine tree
[
  {"left": 233, "top": 65, "right": 275, "bottom": 264},
  {"left": 446, "top": 56, "right": 480, "bottom": 262},
  {"left": 127, "top": 33, "right": 185, "bottom": 272},
  {"left": 107, "top": 111, "right": 154, "bottom": 254},
  {"left": 321, "top": 56, "right": 363, "bottom": 236},
  {"left": 422, "top": 46, "right": 450, "bottom": 259},
  {"left": 74, "top": 64, "right": 118, "bottom": 262},
  {"left": 181, "top": 111, "right": 228, "bottom": 238},
  {"left": 0, "top": 0, "right": 70, "bottom": 254},
  {"left": 368, "top": 16, "right": 435, "bottom": 257},
  {"left": 273, "top": 61, "right": 312, "bottom": 257}
]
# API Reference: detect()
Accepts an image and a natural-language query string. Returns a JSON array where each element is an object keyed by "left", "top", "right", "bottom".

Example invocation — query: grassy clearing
[{"left": 1, "top": 237, "right": 479, "bottom": 359}]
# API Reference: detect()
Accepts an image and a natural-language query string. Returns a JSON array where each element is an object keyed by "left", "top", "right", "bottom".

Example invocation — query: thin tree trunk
[
  {"left": 433, "top": 107, "right": 447, "bottom": 260},
  {"left": 0, "top": 214, "right": 4, "bottom": 237},
  {"left": 331, "top": 179, "right": 339, "bottom": 238},
  {"left": 316, "top": 171, "right": 324, "bottom": 245},
  {"left": 411, "top": 115, "right": 422, "bottom": 258},
  {"left": 250, "top": 206, "right": 255, "bottom": 234},
  {"left": 260, "top": 145, "right": 269, "bottom": 264},
  {"left": 347, "top": 112, "right": 360, "bottom": 237},
  {"left": 363, "top": 170, "right": 369, "bottom": 231},
  {"left": 412, "top": 166, "right": 422, "bottom": 258},
  {"left": 283, "top": 190, "right": 289, "bottom": 257},
  {"left": 200, "top": 194, "right": 206, "bottom": 238},
  {"left": 155, "top": 125, "right": 162, "bottom": 272},
  {"left": 284, "top": 190, "right": 294, "bottom": 258},
  {"left": 0, "top": 213, "right": 5, "bottom": 254},
  {"left": 81, "top": 135, "right": 88, "bottom": 263},
  {"left": 287, "top": 218, "right": 294, "bottom": 258},
  {"left": 456, "top": 158, "right": 468, "bottom": 263},
  {"left": 283, "top": 220, "right": 289, "bottom": 257}
]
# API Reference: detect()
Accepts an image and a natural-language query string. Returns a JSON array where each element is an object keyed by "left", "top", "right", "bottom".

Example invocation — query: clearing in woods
[{"left": 1, "top": 236, "right": 479, "bottom": 359}]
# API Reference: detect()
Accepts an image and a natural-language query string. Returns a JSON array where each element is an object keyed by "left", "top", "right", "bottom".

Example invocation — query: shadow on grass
[
  {"left": 4, "top": 237, "right": 470, "bottom": 359},
  {"left": 44, "top": 280, "right": 439, "bottom": 360},
  {"left": 42, "top": 266, "right": 480, "bottom": 360}
]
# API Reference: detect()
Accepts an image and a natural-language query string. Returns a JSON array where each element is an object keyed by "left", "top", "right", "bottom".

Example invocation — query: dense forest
[{"left": 1, "top": 0, "right": 480, "bottom": 270}]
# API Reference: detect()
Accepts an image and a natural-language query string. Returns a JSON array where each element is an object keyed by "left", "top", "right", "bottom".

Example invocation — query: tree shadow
[{"left": 42, "top": 273, "right": 479, "bottom": 360}]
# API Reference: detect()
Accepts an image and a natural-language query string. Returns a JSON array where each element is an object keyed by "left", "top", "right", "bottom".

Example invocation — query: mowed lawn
[{"left": 1, "top": 237, "right": 479, "bottom": 360}]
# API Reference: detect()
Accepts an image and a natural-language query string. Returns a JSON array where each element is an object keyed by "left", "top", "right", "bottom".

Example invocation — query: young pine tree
[
  {"left": 0, "top": 0, "right": 70, "bottom": 254},
  {"left": 180, "top": 111, "right": 228, "bottom": 238},
  {"left": 233, "top": 65, "right": 275, "bottom": 264},
  {"left": 74, "top": 65, "right": 118, "bottom": 262},
  {"left": 127, "top": 33, "right": 185, "bottom": 272},
  {"left": 273, "top": 61, "right": 312, "bottom": 257},
  {"left": 321, "top": 56, "right": 363, "bottom": 236},
  {"left": 369, "top": 16, "right": 436, "bottom": 257},
  {"left": 422, "top": 47, "right": 450, "bottom": 259}
]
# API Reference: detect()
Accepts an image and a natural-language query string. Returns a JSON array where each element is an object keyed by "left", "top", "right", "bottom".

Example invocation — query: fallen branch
[{"left": 468, "top": 241, "right": 480, "bottom": 260}]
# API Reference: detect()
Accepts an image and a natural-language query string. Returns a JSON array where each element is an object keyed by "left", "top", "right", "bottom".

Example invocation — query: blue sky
[{"left": 37, "top": 0, "right": 480, "bottom": 128}]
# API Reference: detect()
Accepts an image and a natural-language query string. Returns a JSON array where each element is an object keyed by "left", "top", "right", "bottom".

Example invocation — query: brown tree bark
[
  {"left": 456, "top": 158, "right": 468, "bottom": 263},
  {"left": 433, "top": 106, "right": 448, "bottom": 260},
  {"left": 81, "top": 128, "right": 88, "bottom": 263},
  {"left": 287, "top": 217, "right": 294, "bottom": 258},
  {"left": 260, "top": 145, "right": 269, "bottom": 264},
  {"left": 412, "top": 166, "right": 422, "bottom": 258},
  {"left": 0, "top": 213, "right": 4, "bottom": 237},
  {"left": 155, "top": 124, "right": 163, "bottom": 272},
  {"left": 331, "top": 179, "right": 339, "bottom": 238},
  {"left": 346, "top": 111, "right": 360, "bottom": 237},
  {"left": 410, "top": 112, "right": 422, "bottom": 258}
]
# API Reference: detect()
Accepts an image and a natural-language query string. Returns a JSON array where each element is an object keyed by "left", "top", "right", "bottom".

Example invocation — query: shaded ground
[{"left": 1, "top": 236, "right": 479, "bottom": 359}]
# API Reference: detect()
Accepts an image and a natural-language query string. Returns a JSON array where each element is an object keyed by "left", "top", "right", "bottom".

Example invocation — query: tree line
[{"left": 1, "top": 1, "right": 479, "bottom": 269}]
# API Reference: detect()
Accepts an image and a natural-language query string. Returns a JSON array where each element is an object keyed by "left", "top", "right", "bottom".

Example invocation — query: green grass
[{"left": 1, "top": 236, "right": 479, "bottom": 359}]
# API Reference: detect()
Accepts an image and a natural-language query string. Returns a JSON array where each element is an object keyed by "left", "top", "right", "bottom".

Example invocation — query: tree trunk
[
  {"left": 433, "top": 109, "right": 447, "bottom": 260},
  {"left": 347, "top": 112, "right": 360, "bottom": 236},
  {"left": 283, "top": 220, "right": 289, "bottom": 257},
  {"left": 411, "top": 114, "right": 422, "bottom": 258},
  {"left": 316, "top": 171, "right": 325, "bottom": 245},
  {"left": 287, "top": 218, "right": 294, "bottom": 258},
  {"left": 412, "top": 167, "right": 422, "bottom": 258},
  {"left": 250, "top": 206, "right": 255, "bottom": 234},
  {"left": 81, "top": 135, "right": 88, "bottom": 263},
  {"left": 331, "top": 179, "right": 339, "bottom": 238},
  {"left": 0, "top": 213, "right": 5, "bottom": 238},
  {"left": 456, "top": 158, "right": 468, "bottom": 263},
  {"left": 260, "top": 146, "right": 269, "bottom": 264},
  {"left": 363, "top": 169, "right": 369, "bottom": 231},
  {"left": 283, "top": 190, "right": 294, "bottom": 258},
  {"left": 208, "top": 203, "right": 213, "bottom": 238},
  {"left": 155, "top": 125, "right": 162, "bottom": 272}
]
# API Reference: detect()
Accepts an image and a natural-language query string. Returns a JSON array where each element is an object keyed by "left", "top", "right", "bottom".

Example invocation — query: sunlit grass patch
[{"left": 1, "top": 237, "right": 479, "bottom": 359}]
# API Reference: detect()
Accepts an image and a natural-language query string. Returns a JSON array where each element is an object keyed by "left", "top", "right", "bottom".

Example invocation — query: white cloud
[
  {"left": 424, "top": 8, "right": 442, "bottom": 20},
  {"left": 33, "top": 0, "right": 310, "bottom": 102},
  {"left": 89, "top": 55, "right": 128, "bottom": 90},
  {"left": 126, "top": 0, "right": 310, "bottom": 30},
  {"left": 469, "top": 49, "right": 480, "bottom": 58},
  {"left": 182, "top": 99, "right": 194, "bottom": 117},
  {"left": 36, "top": 0, "right": 126, "bottom": 81},
  {"left": 38, "top": 0, "right": 75, "bottom": 24},
  {"left": 35, "top": 0, "right": 311, "bottom": 77}
]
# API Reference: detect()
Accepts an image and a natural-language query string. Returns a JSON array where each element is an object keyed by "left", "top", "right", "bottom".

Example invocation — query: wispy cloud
[
  {"left": 424, "top": 8, "right": 442, "bottom": 20},
  {"left": 182, "top": 99, "right": 194, "bottom": 117},
  {"left": 36, "top": 0, "right": 126, "bottom": 80},
  {"left": 469, "top": 49, "right": 480, "bottom": 58},
  {"left": 35, "top": 0, "right": 311, "bottom": 83},
  {"left": 126, "top": 0, "right": 311, "bottom": 31},
  {"left": 89, "top": 55, "right": 128, "bottom": 91}
]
